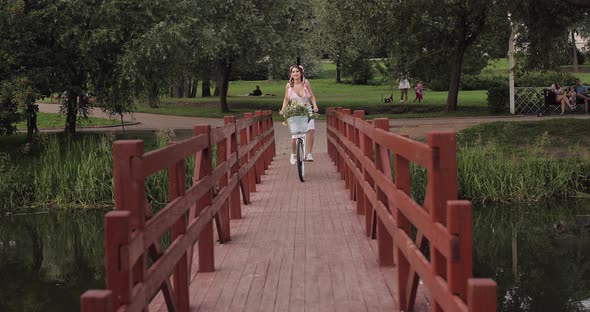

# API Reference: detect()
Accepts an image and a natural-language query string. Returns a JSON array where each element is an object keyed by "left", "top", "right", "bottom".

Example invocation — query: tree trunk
[
  {"left": 202, "top": 79, "right": 211, "bottom": 97},
  {"left": 572, "top": 31, "right": 578, "bottom": 73},
  {"left": 446, "top": 45, "right": 467, "bottom": 112},
  {"left": 336, "top": 59, "right": 342, "bottom": 83},
  {"left": 148, "top": 82, "right": 160, "bottom": 108},
  {"left": 174, "top": 77, "right": 184, "bottom": 98},
  {"left": 189, "top": 79, "right": 198, "bottom": 98},
  {"left": 64, "top": 90, "right": 78, "bottom": 135},
  {"left": 183, "top": 79, "right": 191, "bottom": 98},
  {"left": 213, "top": 85, "right": 220, "bottom": 96},
  {"left": 219, "top": 61, "right": 232, "bottom": 113},
  {"left": 26, "top": 104, "right": 39, "bottom": 141}
]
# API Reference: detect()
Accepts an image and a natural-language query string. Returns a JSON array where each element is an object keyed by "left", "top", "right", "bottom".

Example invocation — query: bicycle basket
[{"left": 286, "top": 116, "right": 309, "bottom": 135}]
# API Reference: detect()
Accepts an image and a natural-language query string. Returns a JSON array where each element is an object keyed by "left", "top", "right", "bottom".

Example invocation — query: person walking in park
[
  {"left": 398, "top": 75, "right": 410, "bottom": 103},
  {"left": 413, "top": 80, "right": 424, "bottom": 103},
  {"left": 279, "top": 65, "right": 319, "bottom": 164}
]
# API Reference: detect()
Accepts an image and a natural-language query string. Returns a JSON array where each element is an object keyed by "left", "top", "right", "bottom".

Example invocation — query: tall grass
[
  {"left": 31, "top": 132, "right": 206, "bottom": 210},
  {"left": 405, "top": 134, "right": 588, "bottom": 204},
  {"left": 34, "top": 135, "right": 115, "bottom": 208},
  {"left": 0, "top": 152, "right": 31, "bottom": 213}
]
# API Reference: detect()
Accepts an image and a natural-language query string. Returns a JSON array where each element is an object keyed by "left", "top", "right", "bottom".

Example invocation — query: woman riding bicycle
[{"left": 279, "top": 65, "right": 319, "bottom": 164}]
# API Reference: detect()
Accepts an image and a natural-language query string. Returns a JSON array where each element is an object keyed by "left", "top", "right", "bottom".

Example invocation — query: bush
[
  {"left": 350, "top": 58, "right": 374, "bottom": 85},
  {"left": 487, "top": 87, "right": 509, "bottom": 114},
  {"left": 516, "top": 71, "right": 577, "bottom": 87},
  {"left": 461, "top": 75, "right": 507, "bottom": 90}
]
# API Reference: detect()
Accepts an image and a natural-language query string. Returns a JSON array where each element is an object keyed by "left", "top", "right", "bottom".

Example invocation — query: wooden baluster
[
  {"left": 81, "top": 290, "right": 113, "bottom": 312},
  {"left": 168, "top": 141, "right": 190, "bottom": 312},
  {"left": 193, "top": 125, "right": 215, "bottom": 272},
  {"left": 244, "top": 113, "right": 256, "bottom": 192},
  {"left": 426, "top": 130, "right": 458, "bottom": 312},
  {"left": 225, "top": 116, "right": 242, "bottom": 219},
  {"left": 468, "top": 279, "right": 497, "bottom": 312},
  {"left": 216, "top": 129, "right": 231, "bottom": 242},
  {"left": 373, "top": 118, "right": 394, "bottom": 266},
  {"left": 239, "top": 116, "right": 251, "bottom": 204}
]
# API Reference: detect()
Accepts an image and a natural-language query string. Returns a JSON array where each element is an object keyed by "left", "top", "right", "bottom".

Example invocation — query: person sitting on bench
[
  {"left": 249, "top": 85, "right": 262, "bottom": 96},
  {"left": 573, "top": 79, "right": 590, "bottom": 114},
  {"left": 550, "top": 82, "right": 575, "bottom": 115}
]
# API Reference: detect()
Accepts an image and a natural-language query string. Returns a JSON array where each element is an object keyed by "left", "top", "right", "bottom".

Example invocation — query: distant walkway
[{"left": 38, "top": 103, "right": 590, "bottom": 141}]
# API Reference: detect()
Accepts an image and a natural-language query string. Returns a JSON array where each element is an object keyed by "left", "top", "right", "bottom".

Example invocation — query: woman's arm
[
  {"left": 279, "top": 83, "right": 290, "bottom": 115},
  {"left": 306, "top": 81, "right": 319, "bottom": 112}
]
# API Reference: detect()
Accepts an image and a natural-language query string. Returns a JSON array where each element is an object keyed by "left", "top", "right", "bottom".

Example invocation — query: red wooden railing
[
  {"left": 326, "top": 107, "right": 497, "bottom": 312},
  {"left": 80, "top": 110, "right": 275, "bottom": 312}
]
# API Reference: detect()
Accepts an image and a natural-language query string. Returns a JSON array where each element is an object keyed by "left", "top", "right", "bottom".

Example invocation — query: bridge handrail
[
  {"left": 326, "top": 107, "right": 497, "bottom": 312},
  {"left": 80, "top": 110, "right": 275, "bottom": 312}
]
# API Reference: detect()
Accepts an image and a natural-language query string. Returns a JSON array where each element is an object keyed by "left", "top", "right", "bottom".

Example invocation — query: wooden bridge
[{"left": 80, "top": 109, "right": 497, "bottom": 312}]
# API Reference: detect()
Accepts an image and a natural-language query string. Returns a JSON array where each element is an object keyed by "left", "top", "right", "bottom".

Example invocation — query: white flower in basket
[{"left": 282, "top": 100, "right": 318, "bottom": 135}]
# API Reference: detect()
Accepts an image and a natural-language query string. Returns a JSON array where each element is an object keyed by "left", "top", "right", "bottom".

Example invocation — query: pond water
[{"left": 1, "top": 199, "right": 590, "bottom": 311}]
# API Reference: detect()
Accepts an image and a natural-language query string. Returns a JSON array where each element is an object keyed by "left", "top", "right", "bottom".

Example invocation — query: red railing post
[
  {"left": 337, "top": 108, "right": 344, "bottom": 176},
  {"left": 326, "top": 107, "right": 335, "bottom": 161},
  {"left": 447, "top": 200, "right": 473, "bottom": 301},
  {"left": 341, "top": 109, "right": 351, "bottom": 188},
  {"left": 81, "top": 290, "right": 113, "bottom": 312},
  {"left": 468, "top": 279, "right": 497, "bottom": 312},
  {"left": 353, "top": 110, "right": 365, "bottom": 214},
  {"left": 261, "top": 111, "right": 270, "bottom": 171},
  {"left": 361, "top": 120, "right": 375, "bottom": 237},
  {"left": 216, "top": 127, "right": 231, "bottom": 242},
  {"left": 373, "top": 118, "right": 394, "bottom": 266},
  {"left": 193, "top": 125, "right": 215, "bottom": 273},
  {"left": 254, "top": 111, "right": 263, "bottom": 183},
  {"left": 238, "top": 117, "right": 251, "bottom": 204},
  {"left": 225, "top": 116, "right": 242, "bottom": 219},
  {"left": 244, "top": 113, "right": 257, "bottom": 193},
  {"left": 110, "top": 140, "right": 146, "bottom": 309},
  {"left": 427, "top": 131, "right": 458, "bottom": 311},
  {"left": 168, "top": 141, "right": 190, "bottom": 312},
  {"left": 267, "top": 110, "right": 276, "bottom": 159},
  {"left": 394, "top": 145, "right": 412, "bottom": 310}
]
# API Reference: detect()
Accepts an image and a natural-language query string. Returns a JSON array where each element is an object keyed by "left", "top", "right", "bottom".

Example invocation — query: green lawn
[
  {"left": 16, "top": 112, "right": 128, "bottom": 129},
  {"left": 137, "top": 78, "right": 489, "bottom": 119}
]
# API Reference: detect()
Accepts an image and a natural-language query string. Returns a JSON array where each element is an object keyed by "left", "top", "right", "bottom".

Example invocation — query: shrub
[
  {"left": 461, "top": 75, "right": 507, "bottom": 90},
  {"left": 516, "top": 71, "right": 577, "bottom": 87},
  {"left": 487, "top": 87, "right": 509, "bottom": 114}
]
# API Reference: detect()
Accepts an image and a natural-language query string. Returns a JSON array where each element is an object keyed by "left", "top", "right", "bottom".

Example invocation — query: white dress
[{"left": 288, "top": 84, "right": 315, "bottom": 138}]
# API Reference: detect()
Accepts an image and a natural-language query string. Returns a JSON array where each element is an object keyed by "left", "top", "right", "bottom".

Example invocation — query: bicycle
[{"left": 286, "top": 115, "right": 311, "bottom": 182}]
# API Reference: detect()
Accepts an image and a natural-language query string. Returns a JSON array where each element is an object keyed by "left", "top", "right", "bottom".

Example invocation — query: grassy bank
[
  {"left": 1, "top": 119, "right": 589, "bottom": 212},
  {"left": 16, "top": 112, "right": 129, "bottom": 129}
]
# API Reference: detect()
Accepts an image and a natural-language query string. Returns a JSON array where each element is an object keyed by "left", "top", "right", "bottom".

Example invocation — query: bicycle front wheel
[{"left": 296, "top": 138, "right": 305, "bottom": 182}]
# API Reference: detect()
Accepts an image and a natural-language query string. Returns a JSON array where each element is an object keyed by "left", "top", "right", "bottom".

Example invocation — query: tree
[
  {"left": 200, "top": 0, "right": 317, "bottom": 112},
  {"left": 315, "top": 0, "right": 379, "bottom": 83},
  {"left": 386, "top": 0, "right": 493, "bottom": 111},
  {"left": 0, "top": 0, "right": 54, "bottom": 139}
]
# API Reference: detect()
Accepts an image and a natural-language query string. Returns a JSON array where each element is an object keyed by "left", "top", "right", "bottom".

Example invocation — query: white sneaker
[
  {"left": 290, "top": 154, "right": 296, "bottom": 165},
  {"left": 305, "top": 153, "right": 314, "bottom": 161}
]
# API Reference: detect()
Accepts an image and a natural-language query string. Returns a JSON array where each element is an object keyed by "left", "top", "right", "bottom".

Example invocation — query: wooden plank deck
[{"left": 149, "top": 123, "right": 429, "bottom": 312}]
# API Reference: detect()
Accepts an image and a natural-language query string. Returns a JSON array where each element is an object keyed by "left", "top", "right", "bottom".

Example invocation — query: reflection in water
[
  {"left": 2, "top": 199, "right": 590, "bottom": 311},
  {"left": 473, "top": 199, "right": 590, "bottom": 312},
  {"left": 0, "top": 210, "right": 105, "bottom": 312}
]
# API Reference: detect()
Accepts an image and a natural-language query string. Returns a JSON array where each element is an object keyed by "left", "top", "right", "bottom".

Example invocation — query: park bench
[{"left": 542, "top": 87, "right": 589, "bottom": 115}]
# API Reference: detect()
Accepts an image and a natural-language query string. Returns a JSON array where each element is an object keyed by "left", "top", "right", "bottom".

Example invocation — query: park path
[{"left": 37, "top": 103, "right": 590, "bottom": 142}]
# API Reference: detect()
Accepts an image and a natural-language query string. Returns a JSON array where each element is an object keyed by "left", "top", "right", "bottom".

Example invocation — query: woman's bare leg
[
  {"left": 306, "top": 130, "right": 315, "bottom": 154},
  {"left": 291, "top": 138, "right": 296, "bottom": 154}
]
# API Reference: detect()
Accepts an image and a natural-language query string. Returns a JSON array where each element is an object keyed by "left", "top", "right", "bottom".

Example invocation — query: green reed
[
  {"left": 33, "top": 135, "right": 115, "bottom": 208},
  {"left": 31, "top": 132, "right": 214, "bottom": 210},
  {"left": 404, "top": 136, "right": 588, "bottom": 204}
]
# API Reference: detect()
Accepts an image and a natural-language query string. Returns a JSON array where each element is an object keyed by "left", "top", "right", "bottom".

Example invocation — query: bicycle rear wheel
[{"left": 296, "top": 138, "right": 305, "bottom": 182}]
